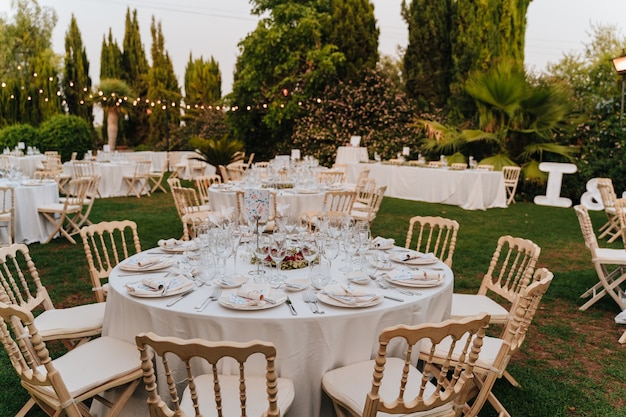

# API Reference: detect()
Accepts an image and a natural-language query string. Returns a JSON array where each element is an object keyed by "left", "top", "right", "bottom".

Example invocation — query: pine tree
[
  {"left": 147, "top": 17, "right": 181, "bottom": 147},
  {"left": 401, "top": 0, "right": 452, "bottom": 108},
  {"left": 63, "top": 15, "right": 93, "bottom": 125},
  {"left": 328, "top": 0, "right": 379, "bottom": 82},
  {"left": 121, "top": 8, "right": 150, "bottom": 147}
]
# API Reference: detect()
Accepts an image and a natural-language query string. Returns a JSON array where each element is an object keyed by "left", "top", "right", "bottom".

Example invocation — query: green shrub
[
  {"left": 38, "top": 114, "right": 94, "bottom": 162},
  {"left": 0, "top": 123, "right": 41, "bottom": 151}
]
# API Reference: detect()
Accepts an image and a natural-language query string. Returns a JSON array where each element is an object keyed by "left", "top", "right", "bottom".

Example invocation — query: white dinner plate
[
  {"left": 125, "top": 276, "right": 194, "bottom": 298},
  {"left": 158, "top": 242, "right": 198, "bottom": 253},
  {"left": 215, "top": 275, "right": 249, "bottom": 289},
  {"left": 218, "top": 291, "right": 287, "bottom": 310},
  {"left": 317, "top": 292, "right": 383, "bottom": 308},
  {"left": 386, "top": 276, "right": 443, "bottom": 288},
  {"left": 284, "top": 277, "right": 309, "bottom": 291},
  {"left": 119, "top": 258, "right": 173, "bottom": 272}
]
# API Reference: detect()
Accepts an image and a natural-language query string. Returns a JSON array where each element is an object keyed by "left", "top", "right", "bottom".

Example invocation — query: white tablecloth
[
  {"left": 346, "top": 163, "right": 507, "bottom": 210},
  {"left": 335, "top": 146, "right": 369, "bottom": 165},
  {"left": 64, "top": 161, "right": 147, "bottom": 198},
  {"left": 209, "top": 186, "right": 328, "bottom": 217},
  {"left": 0, "top": 179, "right": 59, "bottom": 244},
  {"left": 102, "top": 248, "right": 452, "bottom": 417},
  {"left": 9, "top": 155, "right": 46, "bottom": 177}
]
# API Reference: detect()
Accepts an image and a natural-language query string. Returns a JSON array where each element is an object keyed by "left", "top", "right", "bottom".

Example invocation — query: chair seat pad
[
  {"left": 38, "top": 203, "right": 82, "bottom": 213},
  {"left": 420, "top": 334, "right": 504, "bottom": 373},
  {"left": 181, "top": 373, "right": 295, "bottom": 416},
  {"left": 33, "top": 336, "right": 141, "bottom": 397},
  {"left": 450, "top": 293, "right": 509, "bottom": 324},
  {"left": 594, "top": 248, "right": 626, "bottom": 263},
  {"left": 322, "top": 358, "right": 453, "bottom": 417},
  {"left": 352, "top": 201, "right": 369, "bottom": 211},
  {"left": 0, "top": 213, "right": 11, "bottom": 221},
  {"left": 35, "top": 302, "right": 105, "bottom": 338}
]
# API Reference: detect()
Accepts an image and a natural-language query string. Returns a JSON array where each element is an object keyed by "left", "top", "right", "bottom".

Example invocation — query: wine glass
[
  {"left": 301, "top": 236, "right": 319, "bottom": 278},
  {"left": 269, "top": 232, "right": 287, "bottom": 283},
  {"left": 343, "top": 228, "right": 360, "bottom": 275},
  {"left": 321, "top": 236, "right": 339, "bottom": 275},
  {"left": 229, "top": 224, "right": 244, "bottom": 276},
  {"left": 251, "top": 234, "right": 270, "bottom": 281}
]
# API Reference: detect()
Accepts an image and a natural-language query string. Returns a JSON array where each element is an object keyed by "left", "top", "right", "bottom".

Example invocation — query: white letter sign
[{"left": 534, "top": 162, "right": 577, "bottom": 208}]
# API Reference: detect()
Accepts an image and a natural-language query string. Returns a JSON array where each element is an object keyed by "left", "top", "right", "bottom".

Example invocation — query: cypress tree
[
  {"left": 121, "top": 8, "right": 150, "bottom": 147},
  {"left": 184, "top": 54, "right": 221, "bottom": 107},
  {"left": 401, "top": 0, "right": 452, "bottom": 108},
  {"left": 100, "top": 29, "right": 123, "bottom": 79},
  {"left": 328, "top": 0, "right": 379, "bottom": 82},
  {"left": 147, "top": 17, "right": 181, "bottom": 146},
  {"left": 63, "top": 15, "right": 93, "bottom": 125}
]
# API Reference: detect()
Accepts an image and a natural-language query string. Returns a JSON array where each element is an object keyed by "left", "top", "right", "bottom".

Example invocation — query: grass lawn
[{"left": 1, "top": 186, "right": 625, "bottom": 416}]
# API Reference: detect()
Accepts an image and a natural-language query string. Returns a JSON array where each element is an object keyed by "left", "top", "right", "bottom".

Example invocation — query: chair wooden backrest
[
  {"left": 354, "top": 167, "right": 370, "bottom": 187},
  {"left": 614, "top": 197, "right": 626, "bottom": 249},
  {"left": 355, "top": 178, "right": 377, "bottom": 206},
  {"left": 195, "top": 175, "right": 221, "bottom": 204},
  {"left": 80, "top": 220, "right": 142, "bottom": 303},
  {"left": 404, "top": 215, "right": 460, "bottom": 267},
  {"left": 597, "top": 178, "right": 617, "bottom": 212},
  {"left": 477, "top": 235, "right": 541, "bottom": 303},
  {"left": 322, "top": 190, "right": 356, "bottom": 214},
  {"left": 218, "top": 164, "right": 230, "bottom": 182},
  {"left": 362, "top": 313, "right": 490, "bottom": 417},
  {"left": 226, "top": 164, "right": 245, "bottom": 181},
  {"left": 353, "top": 185, "right": 387, "bottom": 225},
  {"left": 133, "top": 159, "right": 152, "bottom": 177},
  {"left": 574, "top": 204, "right": 599, "bottom": 252},
  {"left": 171, "top": 186, "right": 204, "bottom": 219},
  {"left": 0, "top": 186, "right": 14, "bottom": 244},
  {"left": 167, "top": 176, "right": 181, "bottom": 189},
  {"left": 317, "top": 170, "right": 345, "bottom": 185},
  {"left": 72, "top": 160, "right": 96, "bottom": 178},
  {"left": 135, "top": 332, "right": 293, "bottom": 417},
  {"left": 502, "top": 166, "right": 521, "bottom": 205}
]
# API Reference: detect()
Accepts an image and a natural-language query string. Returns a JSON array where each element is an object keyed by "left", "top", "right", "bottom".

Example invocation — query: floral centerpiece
[{"left": 251, "top": 247, "right": 308, "bottom": 270}]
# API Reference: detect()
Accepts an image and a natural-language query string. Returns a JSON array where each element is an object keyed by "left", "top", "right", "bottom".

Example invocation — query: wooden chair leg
[
  {"left": 503, "top": 370, "right": 520, "bottom": 387},
  {"left": 619, "top": 330, "right": 626, "bottom": 344}
]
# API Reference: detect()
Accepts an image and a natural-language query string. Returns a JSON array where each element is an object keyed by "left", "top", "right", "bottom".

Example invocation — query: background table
[
  {"left": 64, "top": 161, "right": 147, "bottom": 198},
  {"left": 335, "top": 146, "right": 369, "bottom": 165},
  {"left": 102, "top": 248, "right": 453, "bottom": 417},
  {"left": 9, "top": 154, "right": 46, "bottom": 177},
  {"left": 0, "top": 179, "right": 59, "bottom": 244},
  {"left": 346, "top": 162, "right": 507, "bottom": 210}
]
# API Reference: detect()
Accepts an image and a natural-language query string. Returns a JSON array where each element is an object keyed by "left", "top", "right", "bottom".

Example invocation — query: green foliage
[
  {"left": 419, "top": 62, "right": 575, "bottom": 179},
  {"left": 38, "top": 114, "right": 94, "bottom": 161},
  {"left": 147, "top": 17, "right": 181, "bottom": 146},
  {"left": 228, "top": 0, "right": 344, "bottom": 160},
  {"left": 402, "top": 0, "right": 452, "bottom": 107},
  {"left": 188, "top": 135, "right": 245, "bottom": 170},
  {"left": 328, "top": 0, "right": 379, "bottom": 82},
  {"left": 0, "top": 123, "right": 41, "bottom": 150},
  {"left": 173, "top": 108, "right": 230, "bottom": 151},
  {"left": 291, "top": 68, "right": 419, "bottom": 166},
  {"left": 63, "top": 15, "right": 93, "bottom": 125},
  {"left": 184, "top": 55, "right": 222, "bottom": 106},
  {"left": 0, "top": 0, "right": 62, "bottom": 127},
  {"left": 100, "top": 29, "right": 124, "bottom": 79}
]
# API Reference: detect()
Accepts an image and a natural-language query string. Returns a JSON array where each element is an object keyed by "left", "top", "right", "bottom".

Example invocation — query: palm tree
[
  {"left": 188, "top": 134, "right": 245, "bottom": 181},
  {"left": 419, "top": 62, "right": 575, "bottom": 180},
  {"left": 93, "top": 78, "right": 134, "bottom": 150}
]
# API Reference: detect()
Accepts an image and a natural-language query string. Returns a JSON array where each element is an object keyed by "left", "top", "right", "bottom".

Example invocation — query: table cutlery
[
  {"left": 195, "top": 288, "right": 221, "bottom": 312},
  {"left": 372, "top": 275, "right": 418, "bottom": 296},
  {"left": 302, "top": 291, "right": 316, "bottom": 313},
  {"left": 383, "top": 294, "right": 404, "bottom": 302},
  {"left": 285, "top": 297, "right": 297, "bottom": 315},
  {"left": 166, "top": 287, "right": 197, "bottom": 307},
  {"left": 307, "top": 291, "right": 324, "bottom": 314}
]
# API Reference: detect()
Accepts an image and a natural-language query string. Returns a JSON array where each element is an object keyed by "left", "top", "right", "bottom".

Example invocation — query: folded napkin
[
  {"left": 393, "top": 252, "right": 437, "bottom": 265},
  {"left": 387, "top": 269, "right": 443, "bottom": 282},
  {"left": 323, "top": 284, "right": 380, "bottom": 306},
  {"left": 158, "top": 238, "right": 184, "bottom": 249},
  {"left": 372, "top": 236, "right": 395, "bottom": 248},
  {"left": 227, "top": 283, "right": 271, "bottom": 307},
  {"left": 125, "top": 275, "right": 194, "bottom": 297},
  {"left": 122, "top": 257, "right": 163, "bottom": 271}
]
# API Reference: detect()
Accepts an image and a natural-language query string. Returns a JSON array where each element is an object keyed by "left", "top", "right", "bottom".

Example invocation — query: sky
[{"left": 1, "top": 0, "right": 626, "bottom": 95}]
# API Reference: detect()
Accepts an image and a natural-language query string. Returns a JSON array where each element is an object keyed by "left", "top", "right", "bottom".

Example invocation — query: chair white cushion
[
  {"left": 180, "top": 373, "right": 295, "bottom": 416},
  {"left": 33, "top": 336, "right": 141, "bottom": 397},
  {"left": 322, "top": 358, "right": 453, "bottom": 417},
  {"left": 352, "top": 201, "right": 369, "bottom": 211},
  {"left": 450, "top": 293, "right": 509, "bottom": 323},
  {"left": 38, "top": 203, "right": 82, "bottom": 212},
  {"left": 594, "top": 248, "right": 626, "bottom": 264},
  {"left": 35, "top": 302, "right": 105, "bottom": 338}
]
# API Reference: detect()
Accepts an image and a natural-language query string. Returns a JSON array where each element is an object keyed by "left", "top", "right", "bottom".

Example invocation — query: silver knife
[
  {"left": 166, "top": 287, "right": 196, "bottom": 307},
  {"left": 384, "top": 294, "right": 404, "bottom": 302},
  {"left": 285, "top": 297, "right": 297, "bottom": 315}
]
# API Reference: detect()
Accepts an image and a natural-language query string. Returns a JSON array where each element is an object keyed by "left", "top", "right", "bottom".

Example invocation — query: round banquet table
[
  {"left": 63, "top": 161, "right": 145, "bottom": 198},
  {"left": 0, "top": 179, "right": 59, "bottom": 244},
  {"left": 102, "top": 246, "right": 453, "bottom": 417},
  {"left": 208, "top": 184, "right": 356, "bottom": 218}
]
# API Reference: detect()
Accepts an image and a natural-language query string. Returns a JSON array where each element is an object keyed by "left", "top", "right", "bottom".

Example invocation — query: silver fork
[
  {"left": 375, "top": 276, "right": 418, "bottom": 296},
  {"left": 302, "top": 291, "right": 316, "bottom": 313},
  {"left": 308, "top": 291, "right": 324, "bottom": 314},
  {"left": 196, "top": 288, "right": 221, "bottom": 312}
]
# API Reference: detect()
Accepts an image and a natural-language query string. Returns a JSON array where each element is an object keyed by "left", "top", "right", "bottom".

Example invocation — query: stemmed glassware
[
  {"left": 321, "top": 236, "right": 339, "bottom": 274},
  {"left": 343, "top": 228, "right": 361, "bottom": 275},
  {"left": 209, "top": 228, "right": 232, "bottom": 280},
  {"left": 269, "top": 232, "right": 287, "bottom": 284},
  {"left": 301, "top": 236, "right": 319, "bottom": 278}
]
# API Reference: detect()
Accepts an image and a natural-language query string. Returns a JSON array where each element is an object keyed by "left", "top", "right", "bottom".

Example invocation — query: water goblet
[
  {"left": 321, "top": 236, "right": 340, "bottom": 275},
  {"left": 301, "top": 236, "right": 319, "bottom": 278},
  {"left": 269, "top": 232, "right": 287, "bottom": 283}
]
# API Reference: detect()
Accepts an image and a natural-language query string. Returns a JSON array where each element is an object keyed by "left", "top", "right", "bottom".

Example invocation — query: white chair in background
[
  {"left": 0, "top": 186, "right": 14, "bottom": 246},
  {"left": 123, "top": 159, "right": 152, "bottom": 197},
  {"left": 404, "top": 215, "right": 460, "bottom": 267},
  {"left": 502, "top": 165, "right": 521, "bottom": 205}
]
